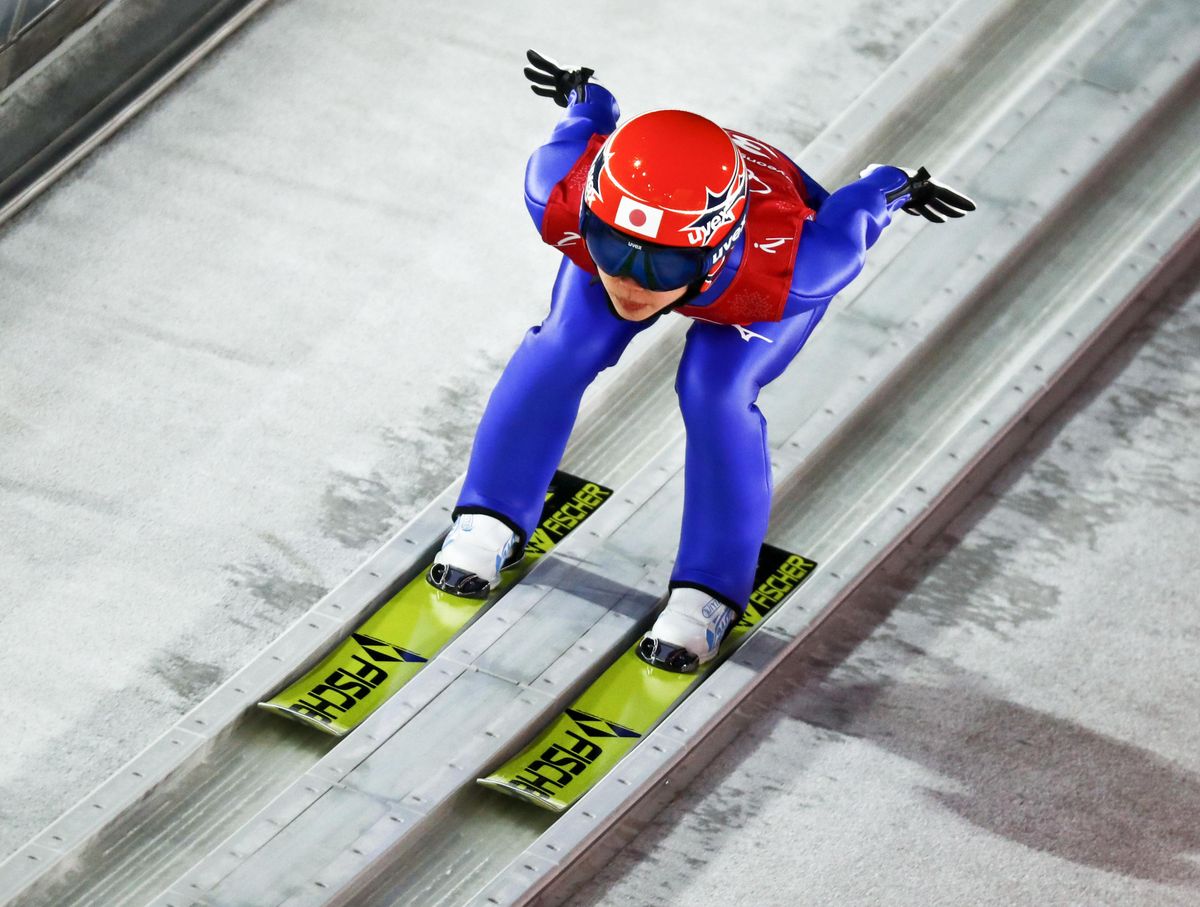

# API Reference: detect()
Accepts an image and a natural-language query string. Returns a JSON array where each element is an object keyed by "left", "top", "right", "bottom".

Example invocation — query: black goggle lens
[{"left": 582, "top": 213, "right": 709, "bottom": 291}]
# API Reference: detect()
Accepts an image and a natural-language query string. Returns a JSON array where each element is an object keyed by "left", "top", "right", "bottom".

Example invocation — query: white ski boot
[
  {"left": 426, "top": 512, "right": 523, "bottom": 598},
  {"left": 637, "top": 586, "right": 737, "bottom": 673}
]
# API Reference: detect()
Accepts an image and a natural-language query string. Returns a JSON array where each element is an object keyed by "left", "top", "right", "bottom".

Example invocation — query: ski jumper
[{"left": 455, "top": 85, "right": 910, "bottom": 612}]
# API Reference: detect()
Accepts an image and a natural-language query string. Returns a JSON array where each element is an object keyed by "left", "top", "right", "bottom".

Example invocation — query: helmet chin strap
[{"left": 667, "top": 287, "right": 700, "bottom": 311}]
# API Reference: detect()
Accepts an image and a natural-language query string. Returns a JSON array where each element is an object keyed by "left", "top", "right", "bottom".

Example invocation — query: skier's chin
[
  {"left": 598, "top": 272, "right": 686, "bottom": 322},
  {"left": 611, "top": 297, "right": 660, "bottom": 321}
]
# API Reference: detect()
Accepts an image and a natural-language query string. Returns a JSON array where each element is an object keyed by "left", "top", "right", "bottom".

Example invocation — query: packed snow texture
[
  {"left": 0, "top": 0, "right": 958, "bottom": 861},
  {"left": 567, "top": 265, "right": 1200, "bottom": 905}
]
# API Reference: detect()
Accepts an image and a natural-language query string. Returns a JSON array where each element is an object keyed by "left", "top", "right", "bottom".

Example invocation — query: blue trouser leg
[
  {"left": 456, "top": 260, "right": 656, "bottom": 541},
  {"left": 670, "top": 303, "right": 829, "bottom": 611},
  {"left": 459, "top": 167, "right": 894, "bottom": 587},
  {"left": 665, "top": 168, "right": 902, "bottom": 609}
]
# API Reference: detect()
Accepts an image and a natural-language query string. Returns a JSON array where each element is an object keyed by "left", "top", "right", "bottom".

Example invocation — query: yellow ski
[
  {"left": 260, "top": 472, "right": 612, "bottom": 736},
  {"left": 477, "top": 545, "right": 816, "bottom": 811}
]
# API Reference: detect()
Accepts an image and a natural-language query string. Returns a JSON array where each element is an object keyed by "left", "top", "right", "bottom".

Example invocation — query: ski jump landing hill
[{"left": 1, "top": 0, "right": 1197, "bottom": 904}]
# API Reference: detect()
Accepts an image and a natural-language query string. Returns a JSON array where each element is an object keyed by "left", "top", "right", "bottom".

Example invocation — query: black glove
[
  {"left": 523, "top": 48, "right": 594, "bottom": 108},
  {"left": 887, "top": 166, "right": 977, "bottom": 223}
]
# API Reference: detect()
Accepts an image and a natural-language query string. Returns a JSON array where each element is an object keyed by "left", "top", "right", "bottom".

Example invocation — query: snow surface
[
  {"left": 566, "top": 264, "right": 1200, "bottom": 905},
  {"left": 0, "top": 0, "right": 960, "bottom": 863}
]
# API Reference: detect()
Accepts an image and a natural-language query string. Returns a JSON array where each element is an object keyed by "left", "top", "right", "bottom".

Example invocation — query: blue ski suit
[{"left": 455, "top": 85, "right": 911, "bottom": 613}]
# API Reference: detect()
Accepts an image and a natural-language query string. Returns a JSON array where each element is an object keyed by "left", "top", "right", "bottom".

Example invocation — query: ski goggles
[{"left": 582, "top": 210, "right": 710, "bottom": 291}]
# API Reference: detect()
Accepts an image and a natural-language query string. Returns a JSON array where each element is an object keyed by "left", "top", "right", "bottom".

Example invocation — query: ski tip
[
  {"left": 476, "top": 777, "right": 568, "bottom": 813},
  {"left": 256, "top": 701, "right": 350, "bottom": 737}
]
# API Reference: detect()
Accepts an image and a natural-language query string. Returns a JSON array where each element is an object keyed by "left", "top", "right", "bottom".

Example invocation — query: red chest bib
[{"left": 540, "top": 129, "right": 815, "bottom": 325}]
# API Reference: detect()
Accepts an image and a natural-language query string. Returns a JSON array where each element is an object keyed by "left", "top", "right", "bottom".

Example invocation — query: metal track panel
[
  {"left": 9, "top": 0, "right": 1197, "bottom": 904},
  {"left": 0, "top": 2, "right": 1011, "bottom": 902},
  {"left": 157, "top": 1, "right": 1199, "bottom": 905},
  {"left": 489, "top": 121, "right": 1200, "bottom": 907},
  {"left": 0, "top": 0, "right": 277, "bottom": 223},
  {"left": 0, "top": 482, "right": 457, "bottom": 904}
]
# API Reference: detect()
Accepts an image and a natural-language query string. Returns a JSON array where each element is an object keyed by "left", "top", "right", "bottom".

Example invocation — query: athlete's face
[{"left": 596, "top": 269, "right": 689, "bottom": 322}]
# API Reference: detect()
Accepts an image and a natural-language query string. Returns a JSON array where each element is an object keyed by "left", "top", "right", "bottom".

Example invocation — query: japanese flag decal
[{"left": 614, "top": 196, "right": 664, "bottom": 239}]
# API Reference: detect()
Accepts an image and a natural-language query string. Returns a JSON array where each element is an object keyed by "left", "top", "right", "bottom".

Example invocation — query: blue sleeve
[
  {"left": 782, "top": 165, "right": 909, "bottom": 317},
  {"left": 524, "top": 84, "right": 621, "bottom": 231}
]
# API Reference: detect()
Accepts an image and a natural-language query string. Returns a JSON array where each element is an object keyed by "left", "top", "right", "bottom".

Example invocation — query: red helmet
[{"left": 583, "top": 110, "right": 748, "bottom": 291}]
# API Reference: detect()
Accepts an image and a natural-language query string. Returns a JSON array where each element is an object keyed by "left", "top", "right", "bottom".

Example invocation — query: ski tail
[
  {"left": 479, "top": 545, "right": 816, "bottom": 810},
  {"left": 259, "top": 473, "right": 613, "bottom": 736}
]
